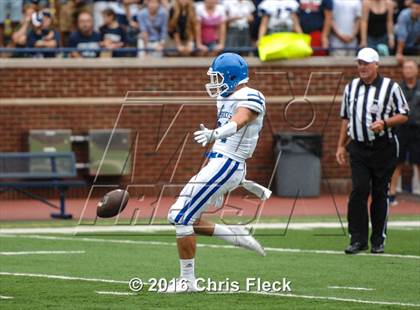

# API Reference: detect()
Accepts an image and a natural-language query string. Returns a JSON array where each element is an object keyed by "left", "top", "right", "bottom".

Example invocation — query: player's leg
[
  {"left": 176, "top": 234, "right": 196, "bottom": 282},
  {"left": 165, "top": 157, "right": 235, "bottom": 292},
  {"left": 189, "top": 159, "right": 265, "bottom": 255},
  {"left": 193, "top": 218, "right": 265, "bottom": 256},
  {"left": 166, "top": 197, "right": 198, "bottom": 293}
]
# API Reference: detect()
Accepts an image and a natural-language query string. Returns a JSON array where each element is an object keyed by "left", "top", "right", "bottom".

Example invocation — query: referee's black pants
[{"left": 346, "top": 137, "right": 398, "bottom": 246}]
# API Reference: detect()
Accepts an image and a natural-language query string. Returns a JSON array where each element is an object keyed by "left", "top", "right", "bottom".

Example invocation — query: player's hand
[
  {"left": 336, "top": 146, "right": 347, "bottom": 166},
  {"left": 193, "top": 124, "right": 214, "bottom": 147}
]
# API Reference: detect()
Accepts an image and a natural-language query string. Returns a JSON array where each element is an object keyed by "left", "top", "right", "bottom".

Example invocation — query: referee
[{"left": 336, "top": 48, "right": 409, "bottom": 254}]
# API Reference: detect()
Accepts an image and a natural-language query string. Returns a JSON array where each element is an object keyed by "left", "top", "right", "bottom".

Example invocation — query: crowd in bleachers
[{"left": 0, "top": 0, "right": 418, "bottom": 61}]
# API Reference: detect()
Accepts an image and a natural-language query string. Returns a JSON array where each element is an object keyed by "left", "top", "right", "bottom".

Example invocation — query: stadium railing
[{"left": 0, "top": 46, "right": 363, "bottom": 57}]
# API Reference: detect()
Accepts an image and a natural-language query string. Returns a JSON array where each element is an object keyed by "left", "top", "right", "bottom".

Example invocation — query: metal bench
[{"left": 0, "top": 152, "right": 86, "bottom": 219}]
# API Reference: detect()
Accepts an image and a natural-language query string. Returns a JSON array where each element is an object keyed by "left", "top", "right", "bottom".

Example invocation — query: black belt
[{"left": 352, "top": 135, "right": 391, "bottom": 148}]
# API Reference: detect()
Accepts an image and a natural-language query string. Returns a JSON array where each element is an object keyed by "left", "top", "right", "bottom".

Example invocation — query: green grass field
[{"left": 1, "top": 218, "right": 419, "bottom": 309}]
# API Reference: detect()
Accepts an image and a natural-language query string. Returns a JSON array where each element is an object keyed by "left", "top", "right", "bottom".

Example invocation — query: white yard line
[
  {"left": 0, "top": 221, "right": 419, "bottom": 234},
  {"left": 0, "top": 295, "right": 14, "bottom": 299},
  {"left": 95, "top": 291, "right": 136, "bottom": 296},
  {"left": 0, "top": 272, "right": 127, "bottom": 284},
  {"left": 211, "top": 291, "right": 420, "bottom": 308},
  {"left": 0, "top": 251, "right": 85, "bottom": 256},
  {"left": 328, "top": 285, "right": 375, "bottom": 291},
  {"left": 0, "top": 272, "right": 418, "bottom": 307},
  {"left": 1, "top": 234, "right": 419, "bottom": 260}
]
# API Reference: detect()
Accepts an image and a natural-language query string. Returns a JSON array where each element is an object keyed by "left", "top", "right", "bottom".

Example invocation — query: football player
[{"left": 165, "top": 52, "right": 269, "bottom": 293}]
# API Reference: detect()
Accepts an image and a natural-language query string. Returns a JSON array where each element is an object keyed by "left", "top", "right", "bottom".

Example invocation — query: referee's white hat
[{"left": 356, "top": 48, "right": 380, "bottom": 63}]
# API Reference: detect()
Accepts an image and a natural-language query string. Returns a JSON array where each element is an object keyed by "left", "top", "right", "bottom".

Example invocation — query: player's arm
[
  {"left": 194, "top": 107, "right": 258, "bottom": 146},
  {"left": 230, "top": 107, "right": 258, "bottom": 130}
]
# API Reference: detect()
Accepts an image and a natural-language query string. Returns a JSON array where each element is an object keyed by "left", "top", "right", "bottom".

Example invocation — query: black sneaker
[
  {"left": 344, "top": 242, "right": 368, "bottom": 254},
  {"left": 389, "top": 195, "right": 398, "bottom": 206},
  {"left": 371, "top": 244, "right": 385, "bottom": 254}
]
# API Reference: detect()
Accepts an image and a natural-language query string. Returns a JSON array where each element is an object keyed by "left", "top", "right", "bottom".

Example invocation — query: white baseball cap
[{"left": 356, "top": 48, "right": 380, "bottom": 63}]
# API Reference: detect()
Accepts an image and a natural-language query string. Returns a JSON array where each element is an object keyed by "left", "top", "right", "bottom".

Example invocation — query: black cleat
[
  {"left": 344, "top": 242, "right": 368, "bottom": 254},
  {"left": 371, "top": 244, "right": 385, "bottom": 254}
]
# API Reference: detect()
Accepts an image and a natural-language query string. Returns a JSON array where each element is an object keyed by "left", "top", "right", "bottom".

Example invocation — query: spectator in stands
[
  {"left": 249, "top": 0, "right": 264, "bottom": 53},
  {"left": 393, "top": 0, "right": 413, "bottom": 22},
  {"left": 360, "top": 0, "right": 395, "bottom": 56},
  {"left": 100, "top": 8, "right": 127, "bottom": 57},
  {"left": 136, "top": 0, "right": 168, "bottom": 57},
  {"left": 28, "top": 0, "right": 49, "bottom": 8},
  {"left": 258, "top": 0, "right": 301, "bottom": 40},
  {"left": 390, "top": 59, "right": 420, "bottom": 205},
  {"left": 107, "top": 0, "right": 142, "bottom": 27},
  {"left": 11, "top": 3, "right": 38, "bottom": 56},
  {"left": 113, "top": 1, "right": 143, "bottom": 56},
  {"left": 222, "top": 0, "right": 255, "bottom": 51},
  {"left": 297, "top": 0, "right": 333, "bottom": 56},
  {"left": 68, "top": 11, "right": 101, "bottom": 57},
  {"left": 93, "top": 0, "right": 118, "bottom": 31},
  {"left": 59, "top": 0, "right": 92, "bottom": 47},
  {"left": 26, "top": 10, "right": 61, "bottom": 58},
  {"left": 395, "top": 0, "right": 420, "bottom": 63},
  {"left": 329, "top": 0, "right": 361, "bottom": 56},
  {"left": 195, "top": 0, "right": 226, "bottom": 56},
  {"left": 0, "top": 0, "right": 23, "bottom": 47},
  {"left": 167, "top": 0, "right": 196, "bottom": 56}
]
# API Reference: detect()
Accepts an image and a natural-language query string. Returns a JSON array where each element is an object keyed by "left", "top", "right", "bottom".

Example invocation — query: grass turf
[{"left": 0, "top": 224, "right": 419, "bottom": 309}]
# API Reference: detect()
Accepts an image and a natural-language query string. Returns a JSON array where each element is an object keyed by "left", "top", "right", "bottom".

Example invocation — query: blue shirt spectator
[
  {"left": 395, "top": 0, "right": 420, "bottom": 62},
  {"left": 27, "top": 28, "right": 61, "bottom": 57},
  {"left": 26, "top": 11, "right": 60, "bottom": 58},
  {"left": 137, "top": 2, "right": 168, "bottom": 43},
  {"left": 68, "top": 11, "right": 101, "bottom": 58},
  {"left": 136, "top": 0, "right": 168, "bottom": 57},
  {"left": 100, "top": 8, "right": 127, "bottom": 57},
  {"left": 68, "top": 31, "right": 101, "bottom": 57}
]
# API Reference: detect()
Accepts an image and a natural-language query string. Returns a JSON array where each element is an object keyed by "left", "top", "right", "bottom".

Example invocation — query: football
[{"left": 96, "top": 189, "right": 129, "bottom": 218}]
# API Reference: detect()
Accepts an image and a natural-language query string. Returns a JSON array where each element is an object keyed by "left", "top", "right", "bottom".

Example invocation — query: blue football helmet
[{"left": 206, "top": 53, "right": 249, "bottom": 98}]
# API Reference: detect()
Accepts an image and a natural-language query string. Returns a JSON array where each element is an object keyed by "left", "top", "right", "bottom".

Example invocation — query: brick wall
[{"left": 0, "top": 57, "right": 411, "bottom": 197}]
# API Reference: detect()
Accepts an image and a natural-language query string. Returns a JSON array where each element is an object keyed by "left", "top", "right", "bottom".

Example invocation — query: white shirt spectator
[
  {"left": 195, "top": 3, "right": 226, "bottom": 24},
  {"left": 258, "top": 0, "right": 299, "bottom": 33},
  {"left": 222, "top": 0, "right": 255, "bottom": 29},
  {"left": 330, "top": 0, "right": 361, "bottom": 56}
]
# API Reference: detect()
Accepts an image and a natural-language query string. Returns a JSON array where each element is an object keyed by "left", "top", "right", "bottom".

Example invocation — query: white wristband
[{"left": 213, "top": 121, "right": 238, "bottom": 140}]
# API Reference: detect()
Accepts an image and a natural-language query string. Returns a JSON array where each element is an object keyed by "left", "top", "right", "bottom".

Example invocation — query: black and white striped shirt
[{"left": 340, "top": 75, "right": 409, "bottom": 142}]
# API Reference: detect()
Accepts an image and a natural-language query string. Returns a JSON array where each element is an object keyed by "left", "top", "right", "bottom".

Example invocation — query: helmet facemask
[{"left": 205, "top": 68, "right": 229, "bottom": 98}]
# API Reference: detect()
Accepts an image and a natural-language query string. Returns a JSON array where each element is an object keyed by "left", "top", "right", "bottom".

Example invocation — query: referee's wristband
[{"left": 383, "top": 120, "right": 388, "bottom": 129}]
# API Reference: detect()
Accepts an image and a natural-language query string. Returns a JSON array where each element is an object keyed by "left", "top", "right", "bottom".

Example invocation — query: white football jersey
[
  {"left": 258, "top": 0, "right": 299, "bottom": 32},
  {"left": 212, "top": 86, "right": 266, "bottom": 162}
]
